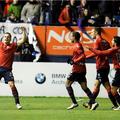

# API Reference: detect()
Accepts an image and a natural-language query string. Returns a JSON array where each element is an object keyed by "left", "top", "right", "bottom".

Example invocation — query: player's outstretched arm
[
  {"left": 86, "top": 46, "right": 118, "bottom": 56},
  {"left": 17, "top": 27, "right": 27, "bottom": 47}
]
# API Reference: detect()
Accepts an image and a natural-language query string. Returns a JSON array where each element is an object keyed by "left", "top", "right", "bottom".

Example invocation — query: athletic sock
[
  {"left": 114, "top": 93, "right": 120, "bottom": 105},
  {"left": 84, "top": 88, "right": 95, "bottom": 104},
  {"left": 108, "top": 92, "right": 118, "bottom": 107},
  {"left": 92, "top": 88, "right": 100, "bottom": 99},
  {"left": 66, "top": 86, "right": 77, "bottom": 104},
  {"left": 12, "top": 87, "right": 20, "bottom": 104}
]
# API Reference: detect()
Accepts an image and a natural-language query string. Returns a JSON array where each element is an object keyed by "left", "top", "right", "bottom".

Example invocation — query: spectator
[
  {"left": 51, "top": 0, "right": 66, "bottom": 25},
  {"left": 7, "top": 0, "right": 22, "bottom": 22},
  {"left": 3, "top": 0, "right": 13, "bottom": 20},
  {"left": 77, "top": 8, "right": 91, "bottom": 29},
  {"left": 88, "top": 9, "right": 103, "bottom": 27},
  {"left": 21, "top": 0, "right": 41, "bottom": 25},
  {"left": 6, "top": 12, "right": 18, "bottom": 23},
  {"left": 0, "top": 0, "right": 119, "bottom": 27},
  {"left": 18, "top": 40, "right": 35, "bottom": 62},
  {"left": 77, "top": 0, "right": 90, "bottom": 21},
  {"left": 69, "top": 0, "right": 78, "bottom": 25},
  {"left": 77, "top": 0, "right": 93, "bottom": 40},
  {"left": 58, "top": 0, "right": 77, "bottom": 25},
  {"left": 0, "top": 2, "right": 3, "bottom": 21},
  {"left": 58, "top": 4, "right": 71, "bottom": 25},
  {"left": 104, "top": 16, "right": 112, "bottom": 27},
  {"left": 98, "top": 0, "right": 113, "bottom": 26},
  {"left": 39, "top": 0, "right": 52, "bottom": 25},
  {"left": 112, "top": 1, "right": 120, "bottom": 27}
]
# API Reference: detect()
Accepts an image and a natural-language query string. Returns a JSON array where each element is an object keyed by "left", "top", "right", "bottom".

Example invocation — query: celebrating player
[
  {"left": 65, "top": 31, "right": 98, "bottom": 110},
  {"left": 87, "top": 36, "right": 120, "bottom": 110},
  {"left": 0, "top": 27, "right": 27, "bottom": 109},
  {"left": 84, "top": 27, "right": 118, "bottom": 109}
]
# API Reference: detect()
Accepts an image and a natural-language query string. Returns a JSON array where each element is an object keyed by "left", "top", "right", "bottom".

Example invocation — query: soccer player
[
  {"left": 87, "top": 36, "right": 120, "bottom": 110},
  {"left": 0, "top": 27, "right": 27, "bottom": 109},
  {"left": 65, "top": 31, "right": 98, "bottom": 110},
  {"left": 84, "top": 27, "right": 118, "bottom": 109}
]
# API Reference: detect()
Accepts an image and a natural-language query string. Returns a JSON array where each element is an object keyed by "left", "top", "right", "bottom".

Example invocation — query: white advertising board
[{"left": 0, "top": 62, "right": 114, "bottom": 98}]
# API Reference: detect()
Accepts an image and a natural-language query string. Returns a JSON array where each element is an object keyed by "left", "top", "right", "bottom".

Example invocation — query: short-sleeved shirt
[
  {"left": 72, "top": 42, "right": 86, "bottom": 73},
  {"left": 0, "top": 42, "right": 17, "bottom": 70}
]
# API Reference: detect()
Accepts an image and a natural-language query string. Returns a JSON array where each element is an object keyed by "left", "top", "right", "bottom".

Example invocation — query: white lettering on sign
[
  {"left": 47, "top": 29, "right": 94, "bottom": 44},
  {"left": 48, "top": 30, "right": 66, "bottom": 43}
]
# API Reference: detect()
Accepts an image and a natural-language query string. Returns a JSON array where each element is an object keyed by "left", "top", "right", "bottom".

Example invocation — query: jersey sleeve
[
  {"left": 89, "top": 47, "right": 118, "bottom": 56},
  {"left": 86, "top": 53, "right": 96, "bottom": 59}
]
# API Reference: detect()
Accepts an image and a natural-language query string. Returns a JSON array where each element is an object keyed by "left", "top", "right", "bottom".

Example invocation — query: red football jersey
[
  {"left": 94, "top": 36, "right": 110, "bottom": 70},
  {"left": 0, "top": 42, "right": 17, "bottom": 70},
  {"left": 72, "top": 42, "right": 86, "bottom": 73},
  {"left": 112, "top": 49, "right": 120, "bottom": 69},
  {"left": 90, "top": 46, "right": 120, "bottom": 69}
]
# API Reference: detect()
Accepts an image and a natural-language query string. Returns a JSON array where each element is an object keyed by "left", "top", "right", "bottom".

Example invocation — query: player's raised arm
[{"left": 17, "top": 27, "right": 27, "bottom": 47}]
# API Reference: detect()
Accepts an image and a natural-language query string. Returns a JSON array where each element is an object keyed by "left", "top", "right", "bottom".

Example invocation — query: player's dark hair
[
  {"left": 114, "top": 36, "right": 120, "bottom": 46},
  {"left": 72, "top": 32, "right": 80, "bottom": 41},
  {"left": 94, "top": 27, "right": 102, "bottom": 35},
  {"left": 5, "top": 32, "right": 12, "bottom": 38}
]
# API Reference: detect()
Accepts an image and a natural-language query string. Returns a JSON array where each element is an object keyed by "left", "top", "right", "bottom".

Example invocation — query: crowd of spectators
[{"left": 0, "top": 0, "right": 120, "bottom": 27}]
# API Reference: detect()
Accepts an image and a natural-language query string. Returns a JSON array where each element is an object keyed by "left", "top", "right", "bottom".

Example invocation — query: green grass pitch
[{"left": 0, "top": 96, "right": 119, "bottom": 120}]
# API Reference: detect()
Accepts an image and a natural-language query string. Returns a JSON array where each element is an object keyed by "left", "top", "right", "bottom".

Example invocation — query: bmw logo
[{"left": 35, "top": 73, "right": 46, "bottom": 84}]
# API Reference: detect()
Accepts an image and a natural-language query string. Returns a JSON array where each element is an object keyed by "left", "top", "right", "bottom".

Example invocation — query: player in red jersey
[
  {"left": 84, "top": 27, "right": 118, "bottom": 109},
  {"left": 0, "top": 27, "right": 27, "bottom": 109},
  {"left": 87, "top": 36, "right": 120, "bottom": 110},
  {"left": 65, "top": 31, "right": 98, "bottom": 110}
]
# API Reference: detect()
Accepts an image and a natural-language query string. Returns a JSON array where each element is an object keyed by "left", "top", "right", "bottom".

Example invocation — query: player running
[
  {"left": 83, "top": 27, "right": 118, "bottom": 109},
  {"left": 87, "top": 36, "right": 120, "bottom": 110},
  {"left": 0, "top": 27, "right": 27, "bottom": 109},
  {"left": 65, "top": 31, "right": 98, "bottom": 110}
]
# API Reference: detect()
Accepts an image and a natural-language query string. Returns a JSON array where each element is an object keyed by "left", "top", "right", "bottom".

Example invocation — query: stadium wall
[
  {"left": 0, "top": 62, "right": 114, "bottom": 98},
  {"left": 0, "top": 23, "right": 118, "bottom": 97}
]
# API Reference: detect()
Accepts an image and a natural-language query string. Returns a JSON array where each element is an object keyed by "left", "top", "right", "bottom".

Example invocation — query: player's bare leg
[
  {"left": 83, "top": 80, "right": 100, "bottom": 109},
  {"left": 80, "top": 82, "right": 99, "bottom": 110},
  {"left": 111, "top": 86, "right": 120, "bottom": 110},
  {"left": 65, "top": 80, "right": 78, "bottom": 110},
  {"left": 103, "top": 81, "right": 118, "bottom": 108},
  {"left": 8, "top": 81, "right": 22, "bottom": 109},
  {"left": 92, "top": 80, "right": 101, "bottom": 99}
]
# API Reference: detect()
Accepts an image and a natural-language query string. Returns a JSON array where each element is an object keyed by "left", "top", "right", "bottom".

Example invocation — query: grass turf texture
[{"left": 0, "top": 96, "right": 119, "bottom": 120}]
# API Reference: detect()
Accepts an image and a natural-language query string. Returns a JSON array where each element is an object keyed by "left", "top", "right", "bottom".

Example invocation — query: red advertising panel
[
  {"left": 45, "top": 26, "right": 117, "bottom": 55},
  {"left": 46, "top": 26, "right": 77, "bottom": 55},
  {"left": 34, "top": 26, "right": 117, "bottom": 56}
]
